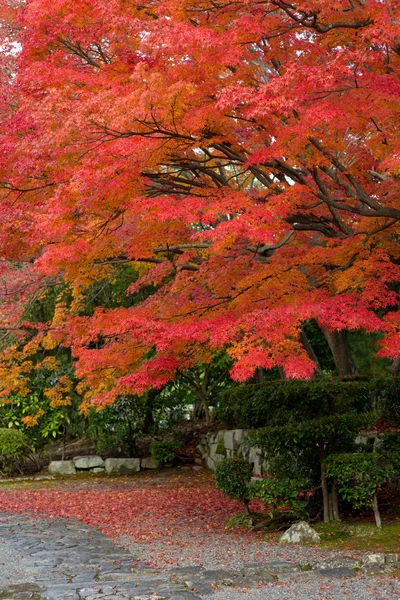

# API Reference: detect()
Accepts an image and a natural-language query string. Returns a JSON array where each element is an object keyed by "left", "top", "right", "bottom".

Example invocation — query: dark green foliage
[
  {"left": 324, "top": 453, "right": 392, "bottom": 511},
  {"left": 376, "top": 379, "right": 400, "bottom": 426},
  {"left": 87, "top": 394, "right": 156, "bottom": 456},
  {"left": 215, "top": 458, "right": 253, "bottom": 511},
  {"left": 0, "top": 391, "right": 84, "bottom": 452},
  {"left": 379, "top": 431, "right": 400, "bottom": 472},
  {"left": 303, "top": 320, "right": 336, "bottom": 373},
  {"left": 150, "top": 440, "right": 180, "bottom": 465},
  {"left": 249, "top": 477, "right": 309, "bottom": 518},
  {"left": 0, "top": 428, "right": 27, "bottom": 457},
  {"left": 81, "top": 264, "right": 156, "bottom": 316},
  {"left": 216, "top": 379, "right": 374, "bottom": 429},
  {"left": 347, "top": 331, "right": 391, "bottom": 378},
  {"left": 0, "top": 428, "right": 28, "bottom": 473},
  {"left": 247, "top": 413, "right": 375, "bottom": 453}
]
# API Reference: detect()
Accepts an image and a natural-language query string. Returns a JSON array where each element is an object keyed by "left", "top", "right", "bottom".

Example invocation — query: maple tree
[{"left": 0, "top": 0, "right": 399, "bottom": 409}]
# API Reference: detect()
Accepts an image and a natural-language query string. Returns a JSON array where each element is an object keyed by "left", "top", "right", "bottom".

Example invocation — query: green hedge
[{"left": 215, "top": 378, "right": 400, "bottom": 429}]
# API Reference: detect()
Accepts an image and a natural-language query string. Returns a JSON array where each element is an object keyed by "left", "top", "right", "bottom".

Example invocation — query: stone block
[
  {"left": 234, "top": 429, "right": 248, "bottom": 446},
  {"left": 48, "top": 460, "right": 76, "bottom": 475},
  {"left": 206, "top": 456, "right": 215, "bottom": 471},
  {"left": 92, "top": 467, "right": 105, "bottom": 473},
  {"left": 104, "top": 458, "right": 140, "bottom": 474},
  {"left": 362, "top": 553, "right": 385, "bottom": 565},
  {"left": 73, "top": 455, "right": 104, "bottom": 470},
  {"left": 385, "top": 553, "right": 400, "bottom": 564},
  {"left": 215, "top": 430, "right": 225, "bottom": 443},
  {"left": 141, "top": 456, "right": 159, "bottom": 469},
  {"left": 196, "top": 443, "right": 207, "bottom": 458},
  {"left": 223, "top": 430, "right": 236, "bottom": 451}
]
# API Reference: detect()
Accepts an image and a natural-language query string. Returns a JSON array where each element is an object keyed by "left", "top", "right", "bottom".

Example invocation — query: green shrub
[
  {"left": 216, "top": 379, "right": 375, "bottom": 429},
  {"left": 247, "top": 413, "right": 375, "bottom": 454},
  {"left": 0, "top": 428, "right": 28, "bottom": 474},
  {"left": 215, "top": 458, "right": 253, "bottom": 512},
  {"left": 249, "top": 477, "right": 309, "bottom": 518},
  {"left": 150, "top": 440, "right": 180, "bottom": 465},
  {"left": 379, "top": 431, "right": 400, "bottom": 472},
  {"left": 324, "top": 452, "right": 392, "bottom": 528},
  {"left": 0, "top": 428, "right": 28, "bottom": 458}
]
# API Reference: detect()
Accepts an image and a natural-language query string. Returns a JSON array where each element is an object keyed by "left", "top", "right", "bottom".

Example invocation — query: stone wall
[{"left": 197, "top": 429, "right": 269, "bottom": 475}]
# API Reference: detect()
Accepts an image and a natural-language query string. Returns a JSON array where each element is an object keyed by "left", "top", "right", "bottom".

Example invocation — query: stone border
[{"left": 48, "top": 456, "right": 160, "bottom": 475}]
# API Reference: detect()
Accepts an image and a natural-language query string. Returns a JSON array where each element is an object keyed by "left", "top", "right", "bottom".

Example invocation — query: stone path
[
  {"left": 0, "top": 512, "right": 399, "bottom": 600},
  {"left": 0, "top": 513, "right": 201, "bottom": 600}
]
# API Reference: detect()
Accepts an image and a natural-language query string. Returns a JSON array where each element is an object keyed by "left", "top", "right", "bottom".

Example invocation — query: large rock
[
  {"left": 141, "top": 456, "right": 159, "bottom": 470},
  {"left": 280, "top": 521, "right": 320, "bottom": 545},
  {"left": 105, "top": 458, "right": 140, "bottom": 474},
  {"left": 73, "top": 455, "right": 104, "bottom": 470},
  {"left": 48, "top": 460, "right": 76, "bottom": 475}
]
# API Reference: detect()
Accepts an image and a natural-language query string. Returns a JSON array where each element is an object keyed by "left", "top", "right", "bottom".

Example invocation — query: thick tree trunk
[
  {"left": 193, "top": 397, "right": 205, "bottom": 420},
  {"left": 390, "top": 358, "right": 400, "bottom": 377},
  {"left": 323, "top": 330, "right": 358, "bottom": 378}
]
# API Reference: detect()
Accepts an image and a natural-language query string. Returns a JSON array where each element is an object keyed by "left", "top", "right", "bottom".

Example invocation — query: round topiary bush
[{"left": 215, "top": 457, "right": 253, "bottom": 513}]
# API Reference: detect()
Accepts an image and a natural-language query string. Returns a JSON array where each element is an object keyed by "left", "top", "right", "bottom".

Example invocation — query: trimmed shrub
[
  {"left": 0, "top": 428, "right": 28, "bottom": 473},
  {"left": 216, "top": 379, "right": 375, "bottom": 429},
  {"left": 150, "top": 440, "right": 180, "bottom": 465},
  {"left": 324, "top": 452, "right": 392, "bottom": 528},
  {"left": 249, "top": 477, "right": 309, "bottom": 518},
  {"left": 215, "top": 457, "right": 253, "bottom": 512}
]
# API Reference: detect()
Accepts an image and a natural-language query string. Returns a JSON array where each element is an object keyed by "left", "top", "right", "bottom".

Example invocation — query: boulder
[
  {"left": 280, "top": 521, "right": 320, "bottom": 545},
  {"left": 104, "top": 458, "right": 140, "bottom": 474},
  {"left": 48, "top": 460, "right": 76, "bottom": 475},
  {"left": 73, "top": 455, "right": 104, "bottom": 470},
  {"left": 92, "top": 467, "right": 105, "bottom": 473},
  {"left": 141, "top": 456, "right": 159, "bottom": 470}
]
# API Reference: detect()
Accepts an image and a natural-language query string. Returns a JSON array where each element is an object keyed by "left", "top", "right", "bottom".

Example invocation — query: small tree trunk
[
  {"left": 323, "top": 330, "right": 359, "bottom": 378},
  {"left": 300, "top": 328, "right": 322, "bottom": 379},
  {"left": 372, "top": 493, "right": 382, "bottom": 528},
  {"left": 330, "top": 480, "right": 340, "bottom": 520},
  {"left": 61, "top": 424, "right": 66, "bottom": 461},
  {"left": 255, "top": 367, "right": 266, "bottom": 383},
  {"left": 319, "top": 442, "right": 330, "bottom": 522}
]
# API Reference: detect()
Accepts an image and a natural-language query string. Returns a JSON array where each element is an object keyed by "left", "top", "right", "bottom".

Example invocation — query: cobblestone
[
  {"left": 0, "top": 513, "right": 201, "bottom": 600},
  {"left": 0, "top": 512, "right": 399, "bottom": 599}
]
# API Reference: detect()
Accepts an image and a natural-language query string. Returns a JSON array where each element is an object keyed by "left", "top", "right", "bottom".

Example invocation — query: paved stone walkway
[
  {"left": 0, "top": 513, "right": 201, "bottom": 600},
  {"left": 0, "top": 512, "right": 399, "bottom": 600}
]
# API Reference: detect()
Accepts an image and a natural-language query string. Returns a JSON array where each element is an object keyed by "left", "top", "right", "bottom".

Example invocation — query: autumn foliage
[{"left": 0, "top": 1, "right": 399, "bottom": 408}]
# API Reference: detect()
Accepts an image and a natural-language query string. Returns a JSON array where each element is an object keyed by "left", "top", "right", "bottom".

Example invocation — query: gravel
[
  {"left": 124, "top": 530, "right": 364, "bottom": 570},
  {"left": 123, "top": 530, "right": 400, "bottom": 599},
  {"left": 212, "top": 574, "right": 400, "bottom": 600}
]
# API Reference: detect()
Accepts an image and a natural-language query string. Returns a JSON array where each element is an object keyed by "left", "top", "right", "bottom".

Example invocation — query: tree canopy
[{"left": 0, "top": 0, "right": 399, "bottom": 408}]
